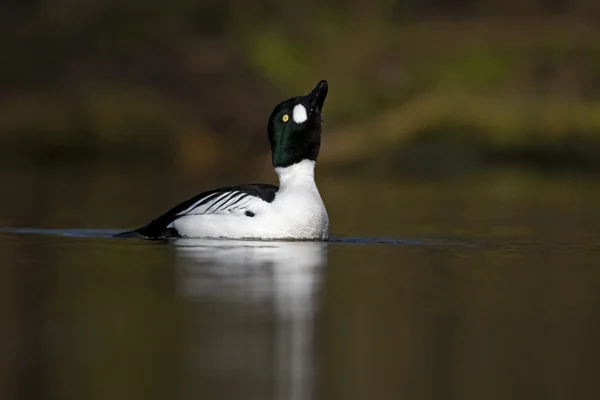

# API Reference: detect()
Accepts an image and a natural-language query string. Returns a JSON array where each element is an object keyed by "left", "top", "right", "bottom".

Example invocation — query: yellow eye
[{"left": 282, "top": 114, "right": 290, "bottom": 122}]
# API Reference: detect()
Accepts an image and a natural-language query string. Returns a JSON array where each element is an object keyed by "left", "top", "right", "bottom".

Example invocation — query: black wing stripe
[
  {"left": 201, "top": 192, "right": 232, "bottom": 213},
  {"left": 209, "top": 191, "right": 233, "bottom": 205},
  {"left": 232, "top": 198, "right": 252, "bottom": 212},
  {"left": 228, "top": 193, "right": 249, "bottom": 208},
  {"left": 212, "top": 192, "right": 252, "bottom": 213},
  {"left": 204, "top": 191, "right": 239, "bottom": 214},
  {"left": 213, "top": 192, "right": 246, "bottom": 212},
  {"left": 178, "top": 192, "right": 222, "bottom": 215}
]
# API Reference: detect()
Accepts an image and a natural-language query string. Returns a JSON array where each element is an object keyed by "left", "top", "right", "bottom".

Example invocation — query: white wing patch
[
  {"left": 292, "top": 104, "right": 307, "bottom": 124},
  {"left": 176, "top": 191, "right": 262, "bottom": 216}
]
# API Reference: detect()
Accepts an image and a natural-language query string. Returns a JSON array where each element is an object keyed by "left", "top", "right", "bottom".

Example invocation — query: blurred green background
[
  {"left": 2, "top": 3, "right": 600, "bottom": 400},
  {"left": 2, "top": 0, "right": 600, "bottom": 174}
]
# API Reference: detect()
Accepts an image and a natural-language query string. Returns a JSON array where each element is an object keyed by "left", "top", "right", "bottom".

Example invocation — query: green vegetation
[{"left": 1, "top": 2, "right": 600, "bottom": 173}]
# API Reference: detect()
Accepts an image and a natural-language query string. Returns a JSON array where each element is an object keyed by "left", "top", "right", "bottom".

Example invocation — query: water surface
[{"left": 1, "top": 166, "right": 599, "bottom": 400}]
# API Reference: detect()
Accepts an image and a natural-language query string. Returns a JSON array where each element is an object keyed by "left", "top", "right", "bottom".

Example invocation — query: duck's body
[
  {"left": 136, "top": 160, "right": 328, "bottom": 240},
  {"left": 118, "top": 81, "right": 330, "bottom": 240}
]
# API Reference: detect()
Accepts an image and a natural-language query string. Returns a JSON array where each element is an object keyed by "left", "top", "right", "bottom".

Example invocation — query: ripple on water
[{"left": 0, "top": 227, "right": 481, "bottom": 248}]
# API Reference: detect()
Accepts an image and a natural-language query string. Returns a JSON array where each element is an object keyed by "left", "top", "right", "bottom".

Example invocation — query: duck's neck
[{"left": 275, "top": 159, "right": 317, "bottom": 191}]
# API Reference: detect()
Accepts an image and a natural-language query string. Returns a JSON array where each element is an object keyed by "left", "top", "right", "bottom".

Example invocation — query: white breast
[{"left": 172, "top": 160, "right": 329, "bottom": 240}]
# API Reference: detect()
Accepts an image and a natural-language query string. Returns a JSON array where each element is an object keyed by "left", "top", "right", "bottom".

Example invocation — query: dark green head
[{"left": 268, "top": 80, "right": 328, "bottom": 168}]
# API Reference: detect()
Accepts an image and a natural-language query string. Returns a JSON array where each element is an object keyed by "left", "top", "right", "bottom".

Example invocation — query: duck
[{"left": 116, "top": 80, "right": 330, "bottom": 240}]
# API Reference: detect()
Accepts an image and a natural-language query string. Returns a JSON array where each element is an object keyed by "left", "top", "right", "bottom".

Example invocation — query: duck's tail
[
  {"left": 112, "top": 226, "right": 180, "bottom": 240},
  {"left": 111, "top": 230, "right": 146, "bottom": 239}
]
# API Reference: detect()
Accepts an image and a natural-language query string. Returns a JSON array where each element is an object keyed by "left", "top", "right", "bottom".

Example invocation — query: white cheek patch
[{"left": 292, "top": 104, "right": 308, "bottom": 124}]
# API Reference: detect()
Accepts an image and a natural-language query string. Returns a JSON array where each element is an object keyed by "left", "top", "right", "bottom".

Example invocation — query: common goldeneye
[{"left": 117, "top": 80, "right": 330, "bottom": 240}]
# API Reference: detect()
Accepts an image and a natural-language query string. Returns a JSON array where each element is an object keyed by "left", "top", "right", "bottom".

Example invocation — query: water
[{"left": 1, "top": 166, "right": 599, "bottom": 400}]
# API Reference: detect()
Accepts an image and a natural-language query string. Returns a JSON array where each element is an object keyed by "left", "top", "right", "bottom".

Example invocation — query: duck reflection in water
[{"left": 174, "top": 239, "right": 327, "bottom": 400}]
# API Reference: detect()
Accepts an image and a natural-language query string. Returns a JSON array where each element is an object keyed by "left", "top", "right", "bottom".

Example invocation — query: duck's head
[{"left": 268, "top": 80, "right": 328, "bottom": 168}]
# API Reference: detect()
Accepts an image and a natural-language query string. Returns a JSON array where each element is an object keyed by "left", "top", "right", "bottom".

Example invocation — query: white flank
[
  {"left": 292, "top": 104, "right": 308, "bottom": 124},
  {"left": 171, "top": 160, "right": 329, "bottom": 240}
]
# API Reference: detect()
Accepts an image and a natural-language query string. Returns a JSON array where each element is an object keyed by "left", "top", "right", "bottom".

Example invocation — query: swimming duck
[{"left": 117, "top": 80, "right": 330, "bottom": 240}]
